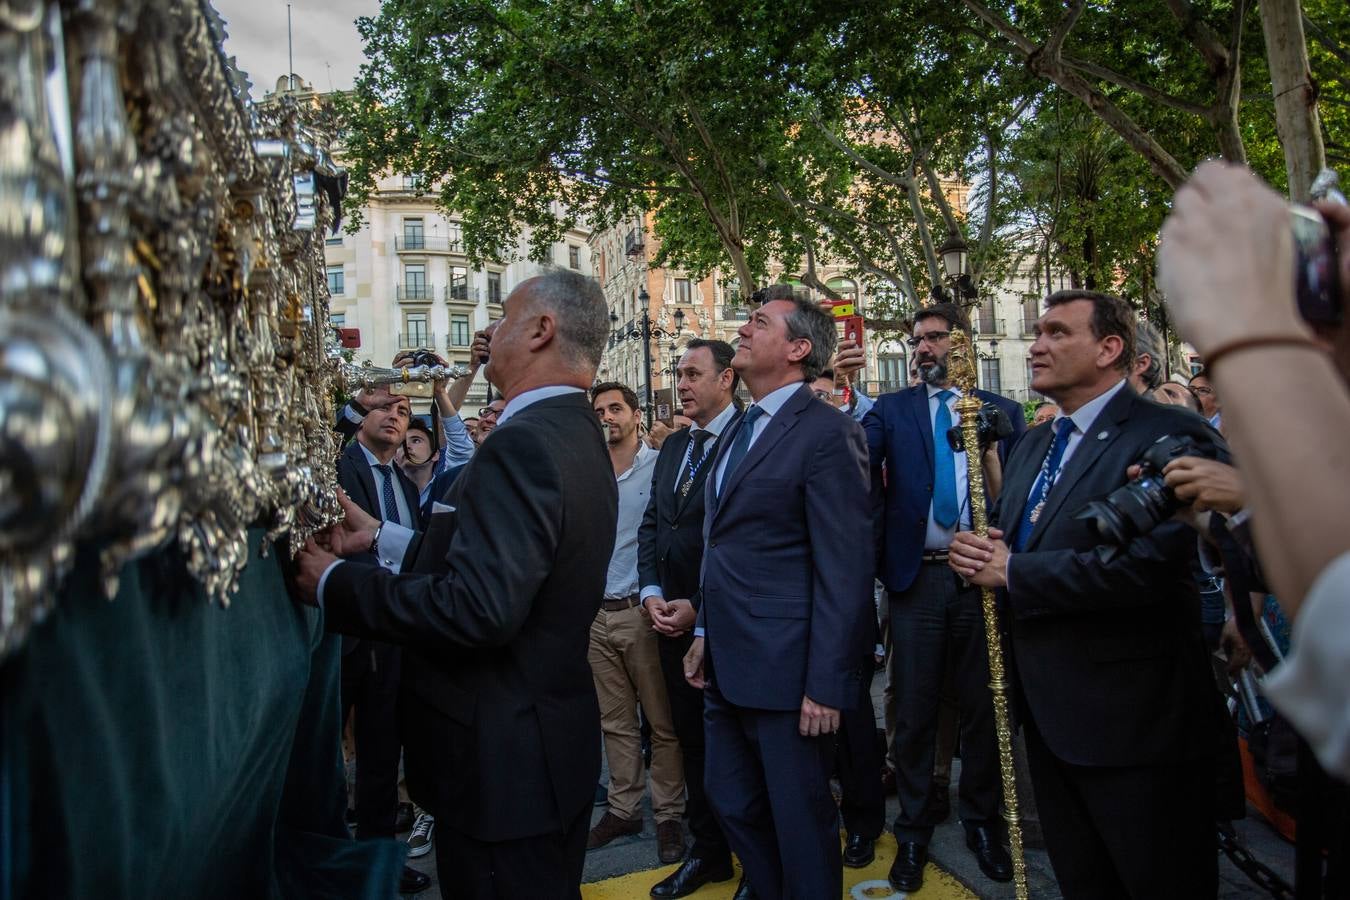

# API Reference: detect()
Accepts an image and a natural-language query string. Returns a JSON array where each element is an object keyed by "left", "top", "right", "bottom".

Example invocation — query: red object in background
[
  {"left": 338, "top": 327, "right": 361, "bottom": 349},
  {"left": 841, "top": 314, "right": 865, "bottom": 348}
]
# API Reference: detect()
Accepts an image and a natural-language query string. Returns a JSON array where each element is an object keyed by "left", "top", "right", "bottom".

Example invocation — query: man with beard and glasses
[{"left": 860, "top": 302, "right": 1025, "bottom": 894}]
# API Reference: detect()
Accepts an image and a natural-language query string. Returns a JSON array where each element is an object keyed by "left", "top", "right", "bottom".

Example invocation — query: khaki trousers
[{"left": 588, "top": 604, "right": 685, "bottom": 822}]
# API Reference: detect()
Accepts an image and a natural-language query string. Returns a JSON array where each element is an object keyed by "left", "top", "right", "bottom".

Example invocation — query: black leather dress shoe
[
  {"left": 649, "top": 856, "right": 735, "bottom": 898},
  {"left": 842, "top": 833, "right": 875, "bottom": 868},
  {"left": 731, "top": 875, "right": 756, "bottom": 900},
  {"left": 966, "top": 825, "right": 1013, "bottom": 882},
  {"left": 888, "top": 841, "right": 927, "bottom": 893},
  {"left": 399, "top": 865, "right": 431, "bottom": 894}
]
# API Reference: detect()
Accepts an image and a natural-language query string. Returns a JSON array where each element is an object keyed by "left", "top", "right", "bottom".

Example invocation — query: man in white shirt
[{"left": 585, "top": 382, "right": 686, "bottom": 865}]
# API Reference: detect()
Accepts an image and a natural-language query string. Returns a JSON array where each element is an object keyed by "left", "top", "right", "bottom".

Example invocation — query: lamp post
[
  {"left": 937, "top": 230, "right": 978, "bottom": 304},
  {"left": 610, "top": 287, "right": 685, "bottom": 428}
]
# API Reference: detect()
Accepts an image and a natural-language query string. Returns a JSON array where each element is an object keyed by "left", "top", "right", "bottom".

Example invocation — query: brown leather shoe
[
  {"left": 656, "top": 819, "right": 685, "bottom": 864},
  {"left": 587, "top": 811, "right": 643, "bottom": 850}
]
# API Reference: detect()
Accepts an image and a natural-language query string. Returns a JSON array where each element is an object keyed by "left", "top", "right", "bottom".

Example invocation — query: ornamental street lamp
[
  {"left": 937, "top": 230, "right": 978, "bottom": 304},
  {"left": 610, "top": 287, "right": 685, "bottom": 428}
]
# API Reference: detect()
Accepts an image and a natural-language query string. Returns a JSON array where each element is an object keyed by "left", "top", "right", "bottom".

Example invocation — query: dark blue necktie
[
  {"left": 717, "top": 405, "right": 765, "bottom": 498},
  {"left": 932, "top": 390, "right": 958, "bottom": 528},
  {"left": 1013, "top": 418, "right": 1075, "bottom": 552},
  {"left": 374, "top": 464, "right": 402, "bottom": 526}
]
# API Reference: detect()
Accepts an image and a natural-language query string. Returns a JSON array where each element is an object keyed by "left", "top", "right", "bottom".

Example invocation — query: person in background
[
  {"left": 1152, "top": 381, "right": 1202, "bottom": 414},
  {"left": 1189, "top": 368, "right": 1221, "bottom": 429},
  {"left": 1129, "top": 320, "right": 1167, "bottom": 394},
  {"left": 1031, "top": 401, "right": 1060, "bottom": 427}
]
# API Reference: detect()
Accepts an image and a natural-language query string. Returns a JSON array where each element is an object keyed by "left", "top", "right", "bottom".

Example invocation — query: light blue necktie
[
  {"left": 374, "top": 464, "right": 402, "bottom": 526},
  {"left": 717, "top": 405, "right": 765, "bottom": 498},
  {"left": 1013, "top": 417, "right": 1076, "bottom": 552},
  {"left": 932, "top": 390, "right": 958, "bottom": 528}
]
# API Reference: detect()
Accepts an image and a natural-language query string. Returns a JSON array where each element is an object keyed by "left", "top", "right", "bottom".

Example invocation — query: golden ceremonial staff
[{"left": 947, "top": 328, "right": 1030, "bottom": 899}]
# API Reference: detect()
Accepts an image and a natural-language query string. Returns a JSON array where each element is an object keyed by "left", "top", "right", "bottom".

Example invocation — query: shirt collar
[
  {"left": 497, "top": 385, "right": 585, "bottom": 425},
  {"left": 616, "top": 440, "right": 656, "bottom": 482},
  {"left": 1057, "top": 378, "right": 1128, "bottom": 435},
  {"left": 357, "top": 440, "right": 391, "bottom": 469},
  {"left": 926, "top": 383, "right": 964, "bottom": 401},
  {"left": 691, "top": 401, "right": 738, "bottom": 438},
  {"left": 750, "top": 380, "right": 804, "bottom": 419}
]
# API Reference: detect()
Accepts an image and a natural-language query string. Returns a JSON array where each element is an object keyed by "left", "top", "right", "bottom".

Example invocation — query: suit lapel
[
  {"left": 343, "top": 441, "right": 381, "bottom": 517},
  {"left": 1000, "top": 423, "right": 1051, "bottom": 534},
  {"left": 712, "top": 385, "right": 809, "bottom": 518},
  {"left": 675, "top": 411, "right": 740, "bottom": 517},
  {"left": 907, "top": 387, "right": 934, "bottom": 474},
  {"left": 1026, "top": 387, "right": 1135, "bottom": 549}
]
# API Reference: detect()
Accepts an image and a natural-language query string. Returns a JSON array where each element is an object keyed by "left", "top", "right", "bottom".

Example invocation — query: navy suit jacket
[
  {"left": 695, "top": 383, "right": 874, "bottom": 712},
  {"left": 863, "top": 386, "right": 1025, "bottom": 593}
]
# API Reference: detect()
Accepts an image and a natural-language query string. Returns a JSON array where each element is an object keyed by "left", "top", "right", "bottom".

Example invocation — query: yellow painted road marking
[{"left": 582, "top": 834, "right": 976, "bottom": 899}]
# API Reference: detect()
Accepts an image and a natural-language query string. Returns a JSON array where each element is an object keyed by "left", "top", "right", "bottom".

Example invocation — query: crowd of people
[{"left": 290, "top": 161, "right": 1350, "bottom": 900}]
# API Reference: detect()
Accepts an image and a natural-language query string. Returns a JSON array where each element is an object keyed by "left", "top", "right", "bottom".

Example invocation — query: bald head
[{"left": 484, "top": 269, "right": 610, "bottom": 398}]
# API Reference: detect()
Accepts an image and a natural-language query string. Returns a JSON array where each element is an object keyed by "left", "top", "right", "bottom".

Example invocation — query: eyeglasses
[
  {"left": 478, "top": 406, "right": 503, "bottom": 418},
  {"left": 811, "top": 390, "right": 834, "bottom": 402},
  {"left": 906, "top": 330, "right": 951, "bottom": 349},
  {"left": 1190, "top": 386, "right": 1214, "bottom": 396}
]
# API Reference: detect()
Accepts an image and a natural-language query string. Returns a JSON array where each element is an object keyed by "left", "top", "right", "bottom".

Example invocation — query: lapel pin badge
[{"left": 1097, "top": 430, "right": 1109, "bottom": 440}]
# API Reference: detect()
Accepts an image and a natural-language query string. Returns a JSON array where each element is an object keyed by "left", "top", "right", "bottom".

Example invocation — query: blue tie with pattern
[
  {"left": 1013, "top": 417, "right": 1076, "bottom": 552},
  {"left": 717, "top": 405, "right": 765, "bottom": 498},
  {"left": 932, "top": 390, "right": 958, "bottom": 529},
  {"left": 374, "top": 464, "right": 402, "bottom": 526}
]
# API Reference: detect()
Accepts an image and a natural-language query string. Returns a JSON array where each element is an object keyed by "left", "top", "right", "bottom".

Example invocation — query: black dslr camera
[
  {"left": 1077, "top": 434, "right": 1212, "bottom": 545},
  {"left": 409, "top": 348, "right": 441, "bottom": 369},
  {"left": 945, "top": 404, "right": 1015, "bottom": 455}
]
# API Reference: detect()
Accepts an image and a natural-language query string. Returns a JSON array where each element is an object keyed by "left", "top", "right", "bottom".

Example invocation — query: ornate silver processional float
[{"left": 0, "top": 0, "right": 461, "bottom": 660}]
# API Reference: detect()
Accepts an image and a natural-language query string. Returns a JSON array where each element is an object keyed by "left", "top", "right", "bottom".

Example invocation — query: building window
[
  {"left": 449, "top": 266, "right": 469, "bottom": 301},
  {"left": 403, "top": 312, "right": 429, "bottom": 348},
  {"left": 487, "top": 271, "right": 502, "bottom": 304},
  {"left": 826, "top": 277, "right": 859, "bottom": 303},
  {"left": 1022, "top": 297, "right": 1039, "bottom": 335},
  {"left": 450, "top": 314, "right": 471, "bottom": 347},
  {"left": 877, "top": 353, "right": 906, "bottom": 391},
  {"left": 325, "top": 235, "right": 343, "bottom": 246},
  {"left": 403, "top": 218, "right": 424, "bottom": 250},
  {"left": 980, "top": 358, "right": 1002, "bottom": 393},
  {"left": 326, "top": 265, "right": 344, "bottom": 296},
  {"left": 330, "top": 312, "right": 345, "bottom": 328},
  {"left": 404, "top": 264, "right": 427, "bottom": 300},
  {"left": 568, "top": 245, "right": 581, "bottom": 270},
  {"left": 403, "top": 173, "right": 426, "bottom": 192},
  {"left": 673, "top": 278, "right": 692, "bottom": 305},
  {"left": 976, "top": 298, "right": 998, "bottom": 334}
]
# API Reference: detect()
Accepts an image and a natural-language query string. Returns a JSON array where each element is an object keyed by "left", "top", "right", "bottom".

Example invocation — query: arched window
[{"left": 826, "top": 277, "right": 858, "bottom": 304}]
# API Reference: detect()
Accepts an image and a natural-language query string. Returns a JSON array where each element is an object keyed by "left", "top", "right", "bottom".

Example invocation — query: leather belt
[
  {"left": 920, "top": 550, "right": 950, "bottom": 563},
  {"left": 600, "top": 594, "right": 641, "bottom": 612}
]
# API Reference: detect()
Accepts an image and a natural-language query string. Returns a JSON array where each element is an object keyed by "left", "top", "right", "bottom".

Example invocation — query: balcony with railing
[
  {"left": 394, "top": 235, "right": 465, "bottom": 253},
  {"left": 398, "top": 332, "right": 436, "bottom": 350},
  {"left": 973, "top": 316, "right": 1005, "bottom": 336},
  {"left": 720, "top": 305, "right": 750, "bottom": 321},
  {"left": 1020, "top": 317, "right": 1038, "bottom": 336},
  {"left": 441, "top": 285, "right": 482, "bottom": 303},
  {"left": 445, "top": 333, "right": 475, "bottom": 350},
  {"left": 396, "top": 284, "right": 433, "bottom": 302}
]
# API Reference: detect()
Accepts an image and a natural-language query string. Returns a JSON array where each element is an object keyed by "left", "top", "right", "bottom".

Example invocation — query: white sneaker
[{"left": 407, "top": 812, "right": 435, "bottom": 858}]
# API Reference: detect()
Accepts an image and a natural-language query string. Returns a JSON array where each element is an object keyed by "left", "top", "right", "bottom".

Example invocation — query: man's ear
[
  {"left": 525, "top": 311, "right": 557, "bottom": 352},
  {"left": 717, "top": 367, "right": 735, "bottom": 391},
  {"left": 786, "top": 338, "right": 812, "bottom": 366},
  {"left": 1099, "top": 334, "right": 1125, "bottom": 371}
]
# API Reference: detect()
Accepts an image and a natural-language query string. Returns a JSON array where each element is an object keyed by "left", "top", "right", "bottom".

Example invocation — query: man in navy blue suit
[
  {"left": 682, "top": 289, "right": 874, "bottom": 899},
  {"left": 861, "top": 302, "right": 1024, "bottom": 894}
]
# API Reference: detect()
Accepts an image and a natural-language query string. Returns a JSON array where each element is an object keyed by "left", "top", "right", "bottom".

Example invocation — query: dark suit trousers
[
  {"left": 835, "top": 669, "right": 884, "bottom": 839},
  {"left": 703, "top": 683, "right": 840, "bottom": 899},
  {"left": 1024, "top": 717, "right": 1217, "bottom": 899},
  {"left": 656, "top": 630, "right": 731, "bottom": 864},
  {"left": 339, "top": 640, "right": 402, "bottom": 839},
  {"left": 434, "top": 802, "right": 589, "bottom": 900},
  {"left": 888, "top": 563, "right": 1000, "bottom": 842}
]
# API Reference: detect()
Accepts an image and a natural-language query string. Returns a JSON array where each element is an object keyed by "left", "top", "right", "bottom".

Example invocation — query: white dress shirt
[
  {"left": 316, "top": 442, "right": 416, "bottom": 603},
  {"left": 605, "top": 441, "right": 658, "bottom": 598},
  {"left": 639, "top": 400, "right": 739, "bottom": 604},
  {"left": 497, "top": 384, "right": 585, "bottom": 425}
]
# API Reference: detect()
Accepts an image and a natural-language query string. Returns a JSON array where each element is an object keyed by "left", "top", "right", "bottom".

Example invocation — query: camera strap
[{"left": 1208, "top": 512, "right": 1279, "bottom": 672}]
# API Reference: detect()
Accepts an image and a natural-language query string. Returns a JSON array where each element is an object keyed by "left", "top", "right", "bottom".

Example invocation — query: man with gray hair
[
  {"left": 682, "top": 292, "right": 874, "bottom": 898},
  {"left": 1130, "top": 319, "right": 1167, "bottom": 393},
  {"left": 296, "top": 269, "right": 619, "bottom": 899}
]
